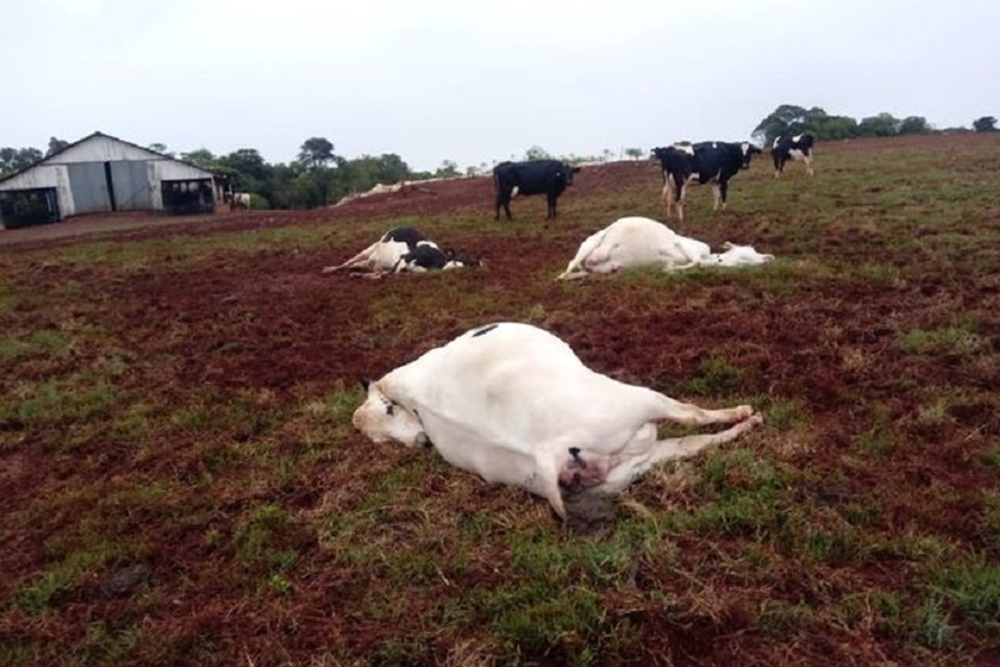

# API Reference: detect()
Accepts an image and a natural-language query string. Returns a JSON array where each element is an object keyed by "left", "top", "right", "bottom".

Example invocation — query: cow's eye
[{"left": 385, "top": 403, "right": 395, "bottom": 416}]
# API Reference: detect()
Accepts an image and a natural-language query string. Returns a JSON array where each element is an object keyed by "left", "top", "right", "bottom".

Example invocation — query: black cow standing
[
  {"left": 771, "top": 133, "right": 815, "bottom": 178},
  {"left": 492, "top": 160, "right": 581, "bottom": 220},
  {"left": 651, "top": 141, "right": 761, "bottom": 221}
]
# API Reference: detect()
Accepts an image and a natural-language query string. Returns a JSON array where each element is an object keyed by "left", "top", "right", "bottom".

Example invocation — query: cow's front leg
[{"left": 718, "top": 180, "right": 729, "bottom": 211}]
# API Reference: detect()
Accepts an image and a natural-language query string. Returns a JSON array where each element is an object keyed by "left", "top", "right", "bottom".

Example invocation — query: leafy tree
[
  {"left": 973, "top": 116, "right": 997, "bottom": 132},
  {"left": 812, "top": 115, "right": 858, "bottom": 140},
  {"left": 180, "top": 148, "right": 217, "bottom": 168},
  {"left": 295, "top": 138, "right": 340, "bottom": 207},
  {"left": 435, "top": 160, "right": 459, "bottom": 178},
  {"left": 0, "top": 146, "right": 44, "bottom": 176},
  {"left": 297, "top": 137, "right": 335, "bottom": 169},
  {"left": 858, "top": 113, "right": 900, "bottom": 137},
  {"left": 46, "top": 137, "right": 70, "bottom": 156},
  {"left": 376, "top": 153, "right": 410, "bottom": 184},
  {"left": 524, "top": 145, "right": 551, "bottom": 161},
  {"left": 625, "top": 147, "right": 644, "bottom": 160},
  {"left": 898, "top": 116, "right": 932, "bottom": 135},
  {"left": 752, "top": 104, "right": 811, "bottom": 145},
  {"left": 217, "top": 148, "right": 269, "bottom": 192},
  {"left": 147, "top": 143, "right": 175, "bottom": 157}
]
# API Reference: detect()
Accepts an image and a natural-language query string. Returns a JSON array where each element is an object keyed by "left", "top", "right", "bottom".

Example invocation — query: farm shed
[{"left": 0, "top": 132, "right": 223, "bottom": 229}]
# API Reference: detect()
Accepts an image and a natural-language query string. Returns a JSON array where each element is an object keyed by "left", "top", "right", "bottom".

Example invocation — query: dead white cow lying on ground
[
  {"left": 352, "top": 322, "right": 762, "bottom": 520},
  {"left": 322, "top": 227, "right": 478, "bottom": 277},
  {"left": 557, "top": 216, "right": 773, "bottom": 280}
]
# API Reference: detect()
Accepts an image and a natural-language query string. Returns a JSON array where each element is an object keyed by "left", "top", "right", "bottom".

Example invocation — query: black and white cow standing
[
  {"left": 321, "top": 227, "right": 479, "bottom": 277},
  {"left": 651, "top": 141, "right": 762, "bottom": 220},
  {"left": 771, "top": 133, "right": 815, "bottom": 178},
  {"left": 493, "top": 160, "right": 581, "bottom": 221},
  {"left": 352, "top": 322, "right": 762, "bottom": 520}
]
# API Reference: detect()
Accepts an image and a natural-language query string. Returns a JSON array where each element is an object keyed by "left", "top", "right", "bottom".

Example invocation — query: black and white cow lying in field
[
  {"left": 493, "top": 160, "right": 581, "bottom": 221},
  {"left": 321, "top": 227, "right": 479, "bottom": 277},
  {"left": 352, "top": 322, "right": 763, "bottom": 520},
  {"left": 771, "top": 133, "right": 815, "bottom": 178},
  {"left": 651, "top": 141, "right": 762, "bottom": 220},
  {"left": 557, "top": 217, "right": 775, "bottom": 280}
]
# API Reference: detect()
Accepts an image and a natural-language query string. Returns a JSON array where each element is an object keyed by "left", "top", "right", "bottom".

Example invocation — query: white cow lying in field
[
  {"left": 322, "top": 227, "right": 479, "bottom": 277},
  {"left": 352, "top": 322, "right": 762, "bottom": 520},
  {"left": 557, "top": 216, "right": 774, "bottom": 280}
]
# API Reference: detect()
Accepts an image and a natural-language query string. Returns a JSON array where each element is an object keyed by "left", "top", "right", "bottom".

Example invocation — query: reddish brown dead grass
[{"left": 1, "top": 133, "right": 999, "bottom": 666}]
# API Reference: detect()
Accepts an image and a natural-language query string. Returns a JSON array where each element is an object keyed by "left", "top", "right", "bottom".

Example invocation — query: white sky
[{"left": 4, "top": 0, "right": 998, "bottom": 171}]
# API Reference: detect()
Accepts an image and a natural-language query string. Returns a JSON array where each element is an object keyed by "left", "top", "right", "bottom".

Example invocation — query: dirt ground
[
  {"left": 2, "top": 132, "right": 999, "bottom": 666},
  {"left": 1, "top": 133, "right": 990, "bottom": 248}
]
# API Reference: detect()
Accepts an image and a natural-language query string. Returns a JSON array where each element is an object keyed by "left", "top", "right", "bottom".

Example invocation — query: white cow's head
[
  {"left": 700, "top": 242, "right": 775, "bottom": 267},
  {"left": 352, "top": 378, "right": 429, "bottom": 448}
]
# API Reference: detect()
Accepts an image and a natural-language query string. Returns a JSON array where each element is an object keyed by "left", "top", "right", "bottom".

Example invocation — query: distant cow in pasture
[
  {"left": 557, "top": 217, "right": 774, "bottom": 280},
  {"left": 771, "top": 133, "right": 815, "bottom": 178},
  {"left": 493, "top": 160, "right": 580, "bottom": 221},
  {"left": 229, "top": 192, "right": 251, "bottom": 211},
  {"left": 322, "top": 227, "right": 479, "bottom": 277},
  {"left": 651, "top": 141, "right": 762, "bottom": 220},
  {"left": 352, "top": 321, "right": 762, "bottom": 520}
]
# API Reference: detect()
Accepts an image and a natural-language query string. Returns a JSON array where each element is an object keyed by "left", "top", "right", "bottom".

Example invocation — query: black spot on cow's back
[{"left": 471, "top": 323, "right": 500, "bottom": 338}]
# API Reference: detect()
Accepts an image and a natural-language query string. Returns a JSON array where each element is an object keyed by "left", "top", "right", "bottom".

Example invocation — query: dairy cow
[
  {"left": 352, "top": 322, "right": 762, "bottom": 520},
  {"left": 652, "top": 141, "right": 761, "bottom": 220},
  {"left": 493, "top": 160, "right": 580, "bottom": 220},
  {"left": 229, "top": 192, "right": 251, "bottom": 211},
  {"left": 557, "top": 217, "right": 774, "bottom": 280},
  {"left": 322, "top": 227, "right": 478, "bottom": 277},
  {"left": 771, "top": 133, "right": 815, "bottom": 178}
]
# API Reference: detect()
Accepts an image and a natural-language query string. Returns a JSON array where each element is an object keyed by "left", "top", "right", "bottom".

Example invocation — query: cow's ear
[{"left": 359, "top": 377, "right": 372, "bottom": 392}]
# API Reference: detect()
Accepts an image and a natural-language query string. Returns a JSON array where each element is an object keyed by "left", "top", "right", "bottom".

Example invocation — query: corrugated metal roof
[{"left": 0, "top": 131, "right": 217, "bottom": 186}]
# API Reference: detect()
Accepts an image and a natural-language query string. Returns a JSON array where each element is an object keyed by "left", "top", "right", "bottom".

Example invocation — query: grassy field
[{"left": 1, "top": 134, "right": 999, "bottom": 666}]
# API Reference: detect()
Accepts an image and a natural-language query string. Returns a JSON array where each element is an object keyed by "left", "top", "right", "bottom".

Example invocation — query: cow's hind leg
[
  {"left": 322, "top": 243, "right": 378, "bottom": 273},
  {"left": 604, "top": 414, "right": 764, "bottom": 491},
  {"left": 661, "top": 180, "right": 674, "bottom": 218},
  {"left": 676, "top": 179, "right": 688, "bottom": 222},
  {"left": 547, "top": 194, "right": 558, "bottom": 219},
  {"left": 648, "top": 390, "right": 754, "bottom": 427}
]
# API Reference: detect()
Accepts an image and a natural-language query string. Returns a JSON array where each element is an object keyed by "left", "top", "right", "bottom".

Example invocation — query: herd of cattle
[{"left": 326, "top": 133, "right": 815, "bottom": 524}]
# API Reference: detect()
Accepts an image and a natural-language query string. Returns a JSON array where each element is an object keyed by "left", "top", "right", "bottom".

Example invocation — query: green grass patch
[{"left": 897, "top": 326, "right": 982, "bottom": 356}]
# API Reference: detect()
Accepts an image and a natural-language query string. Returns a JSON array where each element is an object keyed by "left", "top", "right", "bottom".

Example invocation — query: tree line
[
  {"left": 2, "top": 108, "right": 996, "bottom": 210},
  {"left": 752, "top": 104, "right": 997, "bottom": 146}
]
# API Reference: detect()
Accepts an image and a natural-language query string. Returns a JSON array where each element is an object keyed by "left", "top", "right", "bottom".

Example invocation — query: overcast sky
[{"left": 4, "top": 0, "right": 998, "bottom": 171}]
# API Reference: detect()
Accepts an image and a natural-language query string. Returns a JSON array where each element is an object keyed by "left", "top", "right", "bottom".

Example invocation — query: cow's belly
[
  {"left": 789, "top": 148, "right": 806, "bottom": 161},
  {"left": 370, "top": 241, "right": 408, "bottom": 270},
  {"left": 419, "top": 410, "right": 542, "bottom": 492},
  {"left": 606, "top": 243, "right": 668, "bottom": 268}
]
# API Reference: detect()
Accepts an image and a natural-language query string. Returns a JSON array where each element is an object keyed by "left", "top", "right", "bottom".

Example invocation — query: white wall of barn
[
  {"left": 0, "top": 164, "right": 77, "bottom": 217},
  {"left": 1, "top": 134, "right": 216, "bottom": 218},
  {"left": 54, "top": 134, "right": 160, "bottom": 164}
]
